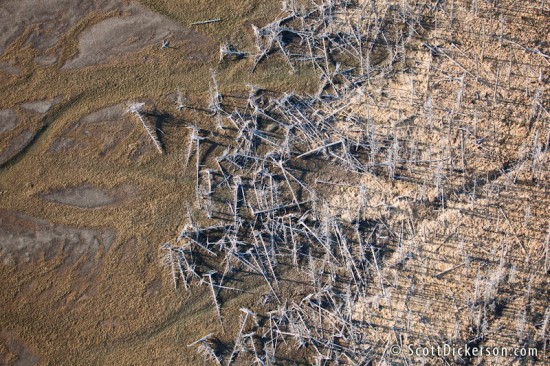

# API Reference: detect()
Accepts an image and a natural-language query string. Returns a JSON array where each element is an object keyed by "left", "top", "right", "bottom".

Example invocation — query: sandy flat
[
  {"left": 0, "top": 109, "right": 20, "bottom": 134},
  {"left": 0, "top": 0, "right": 120, "bottom": 55},
  {"left": 20, "top": 100, "right": 52, "bottom": 114},
  {"left": 0, "top": 210, "right": 116, "bottom": 266},
  {"left": 62, "top": 4, "right": 212, "bottom": 70},
  {"left": 0, "top": 130, "right": 34, "bottom": 165},
  {"left": 41, "top": 184, "right": 138, "bottom": 208}
]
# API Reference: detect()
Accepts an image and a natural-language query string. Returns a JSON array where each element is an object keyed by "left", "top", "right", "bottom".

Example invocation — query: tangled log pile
[{"left": 157, "top": 1, "right": 548, "bottom": 364}]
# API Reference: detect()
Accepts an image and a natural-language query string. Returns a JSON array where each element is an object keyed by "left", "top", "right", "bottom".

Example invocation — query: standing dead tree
[
  {"left": 188, "top": 334, "right": 222, "bottom": 366},
  {"left": 219, "top": 43, "right": 248, "bottom": 62},
  {"left": 203, "top": 271, "right": 224, "bottom": 329},
  {"left": 126, "top": 102, "right": 163, "bottom": 154}
]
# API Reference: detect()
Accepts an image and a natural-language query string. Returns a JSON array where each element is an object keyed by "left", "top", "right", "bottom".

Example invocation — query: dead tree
[
  {"left": 126, "top": 102, "right": 163, "bottom": 154},
  {"left": 188, "top": 334, "right": 222, "bottom": 366},
  {"left": 219, "top": 43, "right": 248, "bottom": 61}
]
